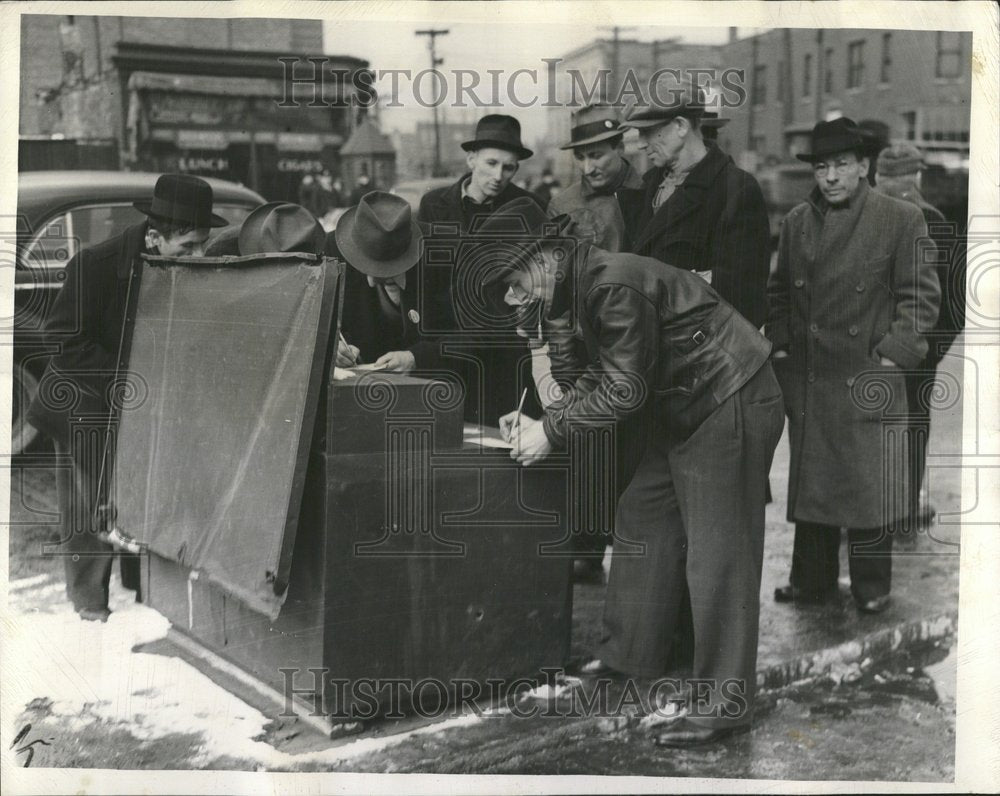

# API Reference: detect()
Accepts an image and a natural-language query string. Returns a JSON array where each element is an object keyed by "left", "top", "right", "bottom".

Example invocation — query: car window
[{"left": 24, "top": 201, "right": 257, "bottom": 270}]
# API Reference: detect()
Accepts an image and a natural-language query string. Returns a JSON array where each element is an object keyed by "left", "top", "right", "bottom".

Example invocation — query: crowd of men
[{"left": 28, "top": 79, "right": 962, "bottom": 748}]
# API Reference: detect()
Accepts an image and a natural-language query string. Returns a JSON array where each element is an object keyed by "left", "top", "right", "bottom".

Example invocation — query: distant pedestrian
[{"left": 875, "top": 143, "right": 964, "bottom": 533}]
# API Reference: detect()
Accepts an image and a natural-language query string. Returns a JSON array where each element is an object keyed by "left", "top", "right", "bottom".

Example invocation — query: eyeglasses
[{"left": 813, "top": 160, "right": 857, "bottom": 176}]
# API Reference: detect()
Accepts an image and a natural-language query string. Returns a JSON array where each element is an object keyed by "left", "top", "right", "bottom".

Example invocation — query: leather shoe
[
  {"left": 78, "top": 607, "right": 111, "bottom": 623},
  {"left": 653, "top": 718, "right": 750, "bottom": 748},
  {"left": 572, "top": 558, "right": 605, "bottom": 585},
  {"left": 774, "top": 584, "right": 836, "bottom": 605},
  {"left": 857, "top": 594, "right": 891, "bottom": 614}
]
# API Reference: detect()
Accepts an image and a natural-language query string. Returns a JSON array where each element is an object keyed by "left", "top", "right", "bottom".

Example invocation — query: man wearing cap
[
  {"left": 548, "top": 103, "right": 642, "bottom": 253},
  {"left": 618, "top": 82, "right": 771, "bottom": 329},
  {"left": 767, "top": 118, "right": 940, "bottom": 613},
  {"left": 27, "top": 174, "right": 225, "bottom": 622},
  {"left": 418, "top": 114, "right": 547, "bottom": 426},
  {"left": 485, "top": 196, "right": 784, "bottom": 746},
  {"left": 334, "top": 191, "right": 448, "bottom": 373},
  {"left": 875, "top": 143, "right": 964, "bottom": 533}
]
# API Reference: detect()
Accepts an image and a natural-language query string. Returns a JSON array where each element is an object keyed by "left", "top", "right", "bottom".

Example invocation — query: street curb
[{"left": 757, "top": 611, "right": 958, "bottom": 690}]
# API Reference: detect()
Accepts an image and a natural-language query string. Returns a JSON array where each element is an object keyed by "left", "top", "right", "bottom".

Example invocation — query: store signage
[
  {"left": 178, "top": 156, "right": 230, "bottom": 172},
  {"left": 277, "top": 158, "right": 325, "bottom": 172}
]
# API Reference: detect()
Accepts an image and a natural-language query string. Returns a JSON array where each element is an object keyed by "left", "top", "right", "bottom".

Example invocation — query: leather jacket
[{"left": 542, "top": 246, "right": 772, "bottom": 446}]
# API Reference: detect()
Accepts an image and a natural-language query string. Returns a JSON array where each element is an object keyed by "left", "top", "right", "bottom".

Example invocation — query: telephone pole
[
  {"left": 599, "top": 26, "right": 635, "bottom": 99},
  {"left": 416, "top": 28, "right": 449, "bottom": 176}
]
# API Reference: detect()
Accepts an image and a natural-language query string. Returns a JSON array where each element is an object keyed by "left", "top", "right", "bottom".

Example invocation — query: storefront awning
[{"left": 128, "top": 71, "right": 288, "bottom": 98}]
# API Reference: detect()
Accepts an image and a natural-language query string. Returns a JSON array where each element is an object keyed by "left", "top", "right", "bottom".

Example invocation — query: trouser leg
[
  {"left": 904, "top": 368, "right": 935, "bottom": 525},
  {"left": 596, "top": 434, "right": 687, "bottom": 677},
  {"left": 847, "top": 525, "right": 893, "bottom": 603},
  {"left": 790, "top": 521, "right": 841, "bottom": 592},
  {"left": 670, "top": 364, "right": 785, "bottom": 727},
  {"left": 55, "top": 438, "right": 113, "bottom": 613}
]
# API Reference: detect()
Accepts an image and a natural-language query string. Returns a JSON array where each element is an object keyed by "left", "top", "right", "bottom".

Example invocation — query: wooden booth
[{"left": 111, "top": 251, "right": 573, "bottom": 729}]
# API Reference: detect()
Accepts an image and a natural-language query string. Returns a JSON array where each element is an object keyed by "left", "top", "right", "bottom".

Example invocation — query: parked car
[
  {"left": 390, "top": 177, "right": 456, "bottom": 212},
  {"left": 10, "top": 170, "right": 265, "bottom": 454}
]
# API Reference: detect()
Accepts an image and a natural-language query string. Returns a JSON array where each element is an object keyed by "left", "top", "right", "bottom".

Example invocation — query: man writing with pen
[
  {"left": 489, "top": 196, "right": 784, "bottom": 747},
  {"left": 332, "top": 192, "right": 448, "bottom": 373}
]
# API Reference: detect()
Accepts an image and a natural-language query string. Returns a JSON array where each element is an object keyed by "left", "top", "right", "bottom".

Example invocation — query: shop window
[
  {"left": 847, "top": 40, "right": 865, "bottom": 89},
  {"left": 753, "top": 64, "right": 767, "bottom": 106},
  {"left": 880, "top": 33, "right": 892, "bottom": 83},
  {"left": 936, "top": 32, "right": 963, "bottom": 79},
  {"left": 803, "top": 53, "right": 812, "bottom": 97},
  {"left": 824, "top": 48, "right": 834, "bottom": 93}
]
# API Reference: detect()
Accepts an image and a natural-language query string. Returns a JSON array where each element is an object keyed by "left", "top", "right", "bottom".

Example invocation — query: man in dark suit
[
  {"left": 485, "top": 197, "right": 784, "bottom": 747},
  {"left": 618, "top": 83, "right": 771, "bottom": 329},
  {"left": 334, "top": 192, "right": 444, "bottom": 373},
  {"left": 417, "top": 114, "right": 547, "bottom": 426},
  {"left": 27, "top": 174, "right": 226, "bottom": 621}
]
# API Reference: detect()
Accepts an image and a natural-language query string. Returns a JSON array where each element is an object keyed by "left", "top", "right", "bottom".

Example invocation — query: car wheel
[{"left": 11, "top": 361, "right": 41, "bottom": 455}]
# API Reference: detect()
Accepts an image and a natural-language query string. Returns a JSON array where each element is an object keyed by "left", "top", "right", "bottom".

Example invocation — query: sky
[{"left": 322, "top": 22, "right": 760, "bottom": 142}]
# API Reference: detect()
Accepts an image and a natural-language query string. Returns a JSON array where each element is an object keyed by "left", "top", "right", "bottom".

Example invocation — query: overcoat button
[
  {"left": 794, "top": 278, "right": 805, "bottom": 288},
  {"left": 848, "top": 325, "right": 859, "bottom": 336},
  {"left": 809, "top": 323, "right": 819, "bottom": 333},
  {"left": 808, "top": 372, "right": 816, "bottom": 383},
  {"left": 856, "top": 283, "right": 865, "bottom": 292},
  {"left": 847, "top": 377, "right": 855, "bottom": 387}
]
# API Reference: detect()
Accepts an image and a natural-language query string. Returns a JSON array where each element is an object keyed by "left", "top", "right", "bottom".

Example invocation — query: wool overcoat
[{"left": 766, "top": 181, "right": 940, "bottom": 528}]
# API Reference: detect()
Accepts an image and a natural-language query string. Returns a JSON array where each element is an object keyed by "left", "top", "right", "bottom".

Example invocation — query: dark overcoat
[
  {"left": 27, "top": 222, "right": 147, "bottom": 446},
  {"left": 417, "top": 175, "right": 548, "bottom": 425},
  {"left": 619, "top": 145, "right": 771, "bottom": 328},
  {"left": 766, "top": 181, "right": 940, "bottom": 528}
]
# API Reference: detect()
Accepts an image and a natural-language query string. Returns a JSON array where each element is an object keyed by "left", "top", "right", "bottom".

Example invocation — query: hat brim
[
  {"left": 334, "top": 205, "right": 423, "bottom": 279},
  {"left": 134, "top": 201, "right": 229, "bottom": 228},
  {"left": 461, "top": 139, "right": 533, "bottom": 160},
  {"left": 558, "top": 129, "right": 624, "bottom": 150}
]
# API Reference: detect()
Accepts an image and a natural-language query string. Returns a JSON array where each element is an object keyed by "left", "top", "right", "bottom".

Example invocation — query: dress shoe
[
  {"left": 856, "top": 594, "right": 891, "bottom": 614},
  {"left": 572, "top": 558, "right": 605, "bottom": 585},
  {"left": 78, "top": 607, "right": 111, "bottom": 623},
  {"left": 653, "top": 718, "right": 750, "bottom": 748},
  {"left": 774, "top": 584, "right": 837, "bottom": 605}
]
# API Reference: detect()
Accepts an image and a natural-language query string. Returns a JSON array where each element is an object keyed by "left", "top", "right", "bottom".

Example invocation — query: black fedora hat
[
  {"left": 796, "top": 117, "right": 865, "bottom": 163},
  {"left": 238, "top": 202, "right": 326, "bottom": 256},
  {"left": 559, "top": 103, "right": 624, "bottom": 150},
  {"left": 335, "top": 191, "right": 423, "bottom": 279},
  {"left": 461, "top": 114, "right": 533, "bottom": 160},
  {"left": 134, "top": 173, "right": 228, "bottom": 228}
]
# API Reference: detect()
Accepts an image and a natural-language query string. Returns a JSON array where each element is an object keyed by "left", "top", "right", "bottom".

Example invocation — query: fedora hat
[
  {"left": 134, "top": 173, "right": 228, "bottom": 228},
  {"left": 335, "top": 191, "right": 423, "bottom": 278},
  {"left": 559, "top": 103, "right": 624, "bottom": 150},
  {"left": 620, "top": 79, "right": 707, "bottom": 130},
  {"left": 700, "top": 110, "right": 731, "bottom": 129},
  {"left": 238, "top": 202, "right": 326, "bottom": 256},
  {"left": 461, "top": 114, "right": 533, "bottom": 160},
  {"left": 473, "top": 197, "right": 574, "bottom": 286},
  {"left": 796, "top": 117, "right": 865, "bottom": 163}
]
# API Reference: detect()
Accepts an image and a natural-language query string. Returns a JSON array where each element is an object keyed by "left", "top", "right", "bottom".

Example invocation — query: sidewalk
[{"left": 5, "top": 347, "right": 963, "bottom": 772}]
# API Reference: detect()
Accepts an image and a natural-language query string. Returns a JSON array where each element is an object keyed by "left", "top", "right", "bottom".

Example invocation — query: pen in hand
[{"left": 513, "top": 387, "right": 528, "bottom": 447}]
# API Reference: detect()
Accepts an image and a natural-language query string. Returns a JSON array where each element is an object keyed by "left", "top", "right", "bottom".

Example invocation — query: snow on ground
[{"left": 4, "top": 574, "right": 487, "bottom": 769}]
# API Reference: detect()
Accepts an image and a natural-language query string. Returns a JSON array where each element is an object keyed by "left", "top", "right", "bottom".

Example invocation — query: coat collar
[
  {"left": 115, "top": 221, "right": 150, "bottom": 279},
  {"left": 633, "top": 145, "right": 731, "bottom": 251},
  {"left": 806, "top": 178, "right": 871, "bottom": 217}
]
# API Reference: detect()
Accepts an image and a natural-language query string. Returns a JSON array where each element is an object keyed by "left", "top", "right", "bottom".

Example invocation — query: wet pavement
[{"left": 5, "top": 345, "right": 965, "bottom": 777}]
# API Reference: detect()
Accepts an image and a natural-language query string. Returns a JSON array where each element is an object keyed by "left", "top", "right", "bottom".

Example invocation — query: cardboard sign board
[{"left": 113, "top": 253, "right": 340, "bottom": 619}]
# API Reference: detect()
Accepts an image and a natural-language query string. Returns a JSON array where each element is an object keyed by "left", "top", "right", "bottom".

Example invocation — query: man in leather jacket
[{"left": 483, "top": 197, "right": 785, "bottom": 747}]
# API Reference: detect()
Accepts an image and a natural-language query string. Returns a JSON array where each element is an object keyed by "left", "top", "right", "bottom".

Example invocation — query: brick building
[
  {"left": 543, "top": 28, "right": 971, "bottom": 182},
  {"left": 719, "top": 28, "right": 972, "bottom": 172},
  {"left": 18, "top": 14, "right": 370, "bottom": 202}
]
